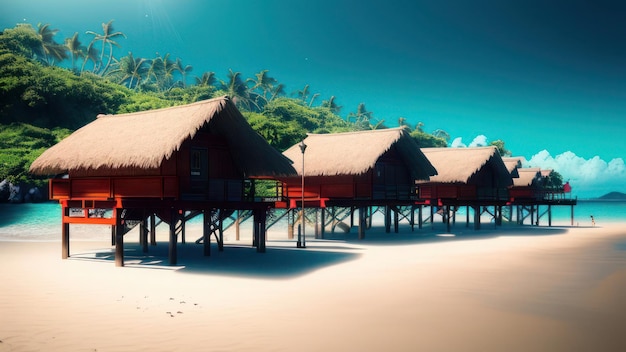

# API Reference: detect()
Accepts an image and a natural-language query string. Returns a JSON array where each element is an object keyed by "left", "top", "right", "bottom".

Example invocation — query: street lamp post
[{"left": 297, "top": 140, "right": 307, "bottom": 248}]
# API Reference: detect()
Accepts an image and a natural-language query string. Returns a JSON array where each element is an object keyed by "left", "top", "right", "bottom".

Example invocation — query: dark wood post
[
  {"left": 430, "top": 205, "right": 434, "bottom": 229},
  {"left": 548, "top": 205, "right": 552, "bottom": 227},
  {"left": 62, "top": 205, "right": 70, "bottom": 259},
  {"left": 384, "top": 206, "right": 391, "bottom": 233},
  {"left": 169, "top": 209, "right": 178, "bottom": 265},
  {"left": 319, "top": 208, "right": 326, "bottom": 239},
  {"left": 140, "top": 215, "right": 148, "bottom": 253},
  {"left": 417, "top": 205, "right": 423, "bottom": 229},
  {"left": 150, "top": 213, "right": 156, "bottom": 245},
  {"left": 358, "top": 207, "right": 366, "bottom": 240},
  {"left": 473, "top": 205, "right": 481, "bottom": 230},
  {"left": 115, "top": 208, "right": 124, "bottom": 267},
  {"left": 255, "top": 208, "right": 267, "bottom": 253},
  {"left": 236, "top": 210, "right": 242, "bottom": 241},
  {"left": 203, "top": 210, "right": 211, "bottom": 257},
  {"left": 393, "top": 206, "right": 399, "bottom": 233},
  {"left": 287, "top": 208, "right": 294, "bottom": 239},
  {"left": 218, "top": 210, "right": 224, "bottom": 252}
]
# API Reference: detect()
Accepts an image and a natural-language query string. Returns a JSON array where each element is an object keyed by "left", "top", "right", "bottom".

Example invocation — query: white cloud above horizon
[
  {"left": 527, "top": 150, "right": 626, "bottom": 198},
  {"left": 450, "top": 135, "right": 625, "bottom": 198}
]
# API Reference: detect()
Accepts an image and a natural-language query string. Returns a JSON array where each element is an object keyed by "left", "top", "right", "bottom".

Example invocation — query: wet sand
[{"left": 1, "top": 223, "right": 625, "bottom": 351}]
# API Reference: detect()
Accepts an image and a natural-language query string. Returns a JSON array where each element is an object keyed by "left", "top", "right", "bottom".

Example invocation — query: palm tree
[
  {"left": 108, "top": 52, "right": 149, "bottom": 89},
  {"left": 247, "top": 69, "right": 278, "bottom": 102},
  {"left": 80, "top": 41, "right": 100, "bottom": 73},
  {"left": 65, "top": 32, "right": 85, "bottom": 72},
  {"left": 86, "top": 20, "right": 126, "bottom": 75},
  {"left": 195, "top": 71, "right": 216, "bottom": 87},
  {"left": 268, "top": 83, "right": 286, "bottom": 102},
  {"left": 220, "top": 69, "right": 257, "bottom": 110},
  {"left": 36, "top": 23, "right": 67, "bottom": 65},
  {"left": 398, "top": 117, "right": 408, "bottom": 129},
  {"left": 321, "top": 96, "right": 342, "bottom": 114},
  {"left": 175, "top": 57, "right": 193, "bottom": 87},
  {"left": 295, "top": 84, "right": 310, "bottom": 103}
]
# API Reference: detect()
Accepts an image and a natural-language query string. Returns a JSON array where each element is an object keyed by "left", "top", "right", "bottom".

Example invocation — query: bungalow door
[{"left": 190, "top": 147, "right": 209, "bottom": 192}]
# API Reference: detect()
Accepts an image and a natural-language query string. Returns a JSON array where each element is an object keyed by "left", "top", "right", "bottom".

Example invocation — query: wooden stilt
[
  {"left": 255, "top": 208, "right": 267, "bottom": 253},
  {"left": 358, "top": 207, "right": 366, "bottom": 240},
  {"left": 150, "top": 213, "right": 156, "bottom": 245},
  {"left": 115, "top": 208, "right": 124, "bottom": 267},
  {"left": 203, "top": 210, "right": 211, "bottom": 256},
  {"left": 429, "top": 205, "right": 435, "bottom": 229},
  {"left": 393, "top": 207, "right": 399, "bottom": 233},
  {"left": 446, "top": 206, "right": 451, "bottom": 232},
  {"left": 418, "top": 205, "right": 423, "bottom": 229},
  {"left": 169, "top": 209, "right": 178, "bottom": 265},
  {"left": 466, "top": 205, "right": 470, "bottom": 228},
  {"left": 180, "top": 212, "right": 186, "bottom": 244},
  {"left": 385, "top": 206, "right": 391, "bottom": 233},
  {"left": 62, "top": 206, "right": 70, "bottom": 259},
  {"left": 218, "top": 211, "right": 224, "bottom": 252},
  {"left": 319, "top": 208, "right": 326, "bottom": 239},
  {"left": 548, "top": 205, "right": 552, "bottom": 226},
  {"left": 140, "top": 215, "right": 148, "bottom": 253},
  {"left": 287, "top": 209, "right": 294, "bottom": 239},
  {"left": 473, "top": 205, "right": 481, "bottom": 230}
]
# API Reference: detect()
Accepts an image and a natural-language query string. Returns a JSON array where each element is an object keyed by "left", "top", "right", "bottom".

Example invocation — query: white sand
[{"left": 1, "top": 222, "right": 625, "bottom": 351}]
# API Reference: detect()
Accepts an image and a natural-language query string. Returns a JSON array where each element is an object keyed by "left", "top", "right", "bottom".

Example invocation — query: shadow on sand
[
  {"left": 69, "top": 241, "right": 363, "bottom": 279},
  {"left": 321, "top": 223, "right": 572, "bottom": 246},
  {"left": 67, "top": 224, "right": 576, "bottom": 278}
]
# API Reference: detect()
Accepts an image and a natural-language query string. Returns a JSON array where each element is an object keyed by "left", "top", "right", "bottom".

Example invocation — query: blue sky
[{"left": 2, "top": 0, "right": 625, "bottom": 197}]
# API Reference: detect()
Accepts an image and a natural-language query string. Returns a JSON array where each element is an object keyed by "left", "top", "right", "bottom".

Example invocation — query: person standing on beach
[{"left": 590, "top": 215, "right": 595, "bottom": 226}]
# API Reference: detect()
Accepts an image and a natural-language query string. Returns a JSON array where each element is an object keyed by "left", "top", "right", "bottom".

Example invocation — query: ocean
[{"left": 1, "top": 200, "right": 624, "bottom": 241}]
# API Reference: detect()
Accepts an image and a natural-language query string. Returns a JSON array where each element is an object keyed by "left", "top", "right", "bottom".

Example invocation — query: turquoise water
[{"left": 1, "top": 200, "right": 624, "bottom": 241}]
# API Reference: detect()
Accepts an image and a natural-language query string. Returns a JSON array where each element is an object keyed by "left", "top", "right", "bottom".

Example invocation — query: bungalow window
[{"left": 190, "top": 148, "right": 207, "bottom": 177}]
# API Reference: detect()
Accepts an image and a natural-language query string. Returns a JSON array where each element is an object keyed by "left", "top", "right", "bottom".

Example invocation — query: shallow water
[{"left": 1, "top": 200, "right": 624, "bottom": 241}]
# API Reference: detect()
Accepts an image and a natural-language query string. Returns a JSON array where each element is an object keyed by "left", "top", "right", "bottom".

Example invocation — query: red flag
[{"left": 563, "top": 181, "right": 572, "bottom": 193}]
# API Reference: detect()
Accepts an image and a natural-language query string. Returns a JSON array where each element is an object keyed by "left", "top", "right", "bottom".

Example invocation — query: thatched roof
[
  {"left": 282, "top": 128, "right": 437, "bottom": 180},
  {"left": 419, "top": 146, "right": 512, "bottom": 186},
  {"left": 513, "top": 168, "right": 542, "bottom": 187},
  {"left": 30, "top": 96, "right": 296, "bottom": 177},
  {"left": 502, "top": 157, "right": 523, "bottom": 177}
]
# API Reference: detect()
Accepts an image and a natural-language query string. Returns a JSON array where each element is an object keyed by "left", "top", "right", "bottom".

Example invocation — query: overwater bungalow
[
  {"left": 417, "top": 146, "right": 513, "bottom": 230},
  {"left": 29, "top": 96, "right": 296, "bottom": 266},
  {"left": 279, "top": 128, "right": 437, "bottom": 239},
  {"left": 508, "top": 167, "right": 576, "bottom": 225}
]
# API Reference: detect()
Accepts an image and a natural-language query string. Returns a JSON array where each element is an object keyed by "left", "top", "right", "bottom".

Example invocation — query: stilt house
[
  {"left": 417, "top": 146, "right": 513, "bottom": 204},
  {"left": 280, "top": 128, "right": 437, "bottom": 208},
  {"left": 29, "top": 96, "right": 296, "bottom": 266},
  {"left": 278, "top": 128, "right": 436, "bottom": 239}
]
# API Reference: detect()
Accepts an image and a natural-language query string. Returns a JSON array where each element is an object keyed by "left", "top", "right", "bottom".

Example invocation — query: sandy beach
[{"left": 1, "top": 222, "right": 625, "bottom": 352}]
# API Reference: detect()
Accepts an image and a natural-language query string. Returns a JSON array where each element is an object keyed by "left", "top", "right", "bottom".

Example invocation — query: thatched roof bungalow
[
  {"left": 502, "top": 157, "right": 523, "bottom": 178},
  {"left": 509, "top": 168, "right": 544, "bottom": 201},
  {"left": 417, "top": 146, "right": 513, "bottom": 203},
  {"left": 31, "top": 96, "right": 296, "bottom": 202},
  {"left": 280, "top": 128, "right": 437, "bottom": 206}
]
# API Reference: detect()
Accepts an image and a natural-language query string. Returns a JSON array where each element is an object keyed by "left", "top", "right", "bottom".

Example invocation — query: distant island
[{"left": 597, "top": 192, "right": 626, "bottom": 200}]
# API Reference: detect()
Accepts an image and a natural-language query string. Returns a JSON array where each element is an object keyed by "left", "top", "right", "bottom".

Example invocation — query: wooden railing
[{"left": 49, "top": 176, "right": 179, "bottom": 200}]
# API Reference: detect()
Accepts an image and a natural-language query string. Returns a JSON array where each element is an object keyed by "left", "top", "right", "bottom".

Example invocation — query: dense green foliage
[
  {"left": 0, "top": 123, "right": 71, "bottom": 185},
  {"left": 3, "top": 21, "right": 515, "bottom": 198}
]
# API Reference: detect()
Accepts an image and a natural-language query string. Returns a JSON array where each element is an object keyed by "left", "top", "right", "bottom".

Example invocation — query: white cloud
[
  {"left": 527, "top": 150, "right": 626, "bottom": 198},
  {"left": 450, "top": 137, "right": 465, "bottom": 148},
  {"left": 450, "top": 135, "right": 488, "bottom": 148},
  {"left": 469, "top": 135, "right": 488, "bottom": 147}
]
